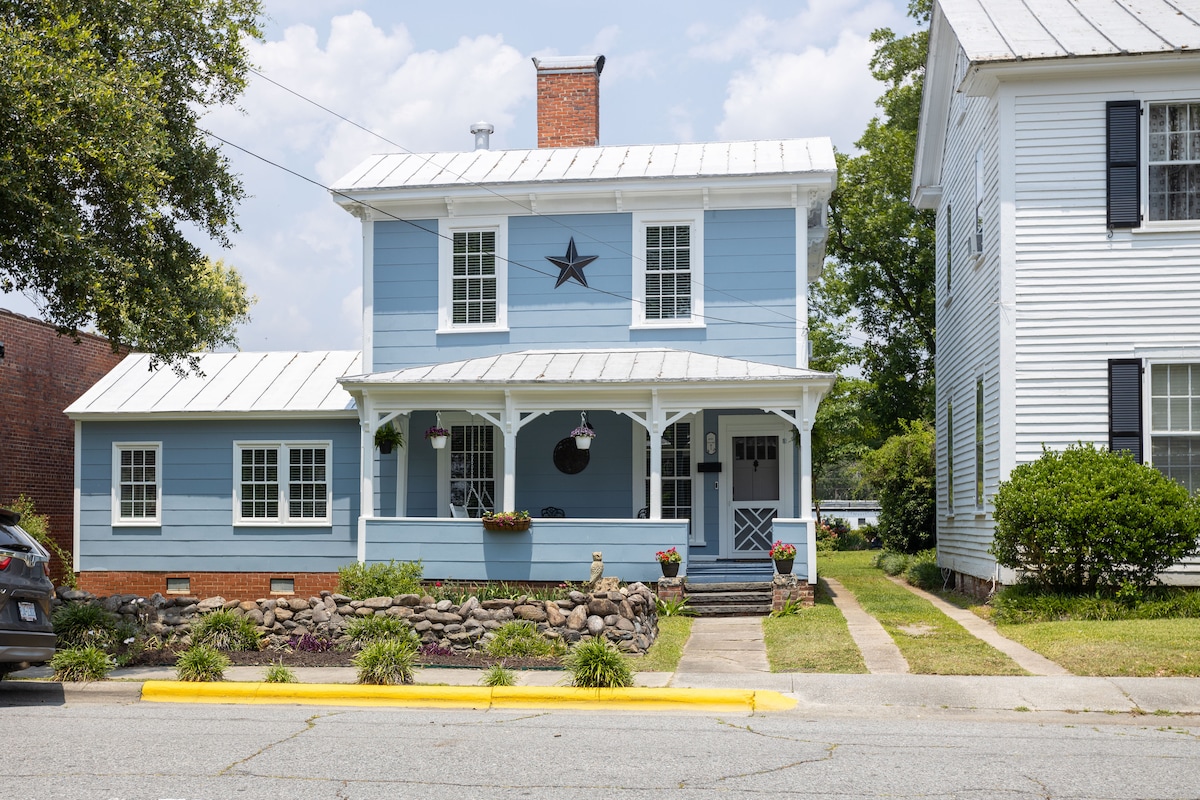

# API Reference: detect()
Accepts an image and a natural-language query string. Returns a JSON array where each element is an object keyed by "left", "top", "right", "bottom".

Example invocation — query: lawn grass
[
  {"left": 763, "top": 583, "right": 867, "bottom": 673},
  {"left": 996, "top": 619, "right": 1200, "bottom": 677},
  {"left": 631, "top": 616, "right": 691, "bottom": 672},
  {"left": 819, "top": 551, "right": 1026, "bottom": 675}
]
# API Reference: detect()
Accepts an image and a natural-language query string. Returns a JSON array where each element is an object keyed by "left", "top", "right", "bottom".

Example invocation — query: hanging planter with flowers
[
  {"left": 572, "top": 411, "right": 595, "bottom": 450},
  {"left": 425, "top": 425, "right": 450, "bottom": 449},
  {"left": 481, "top": 510, "right": 531, "bottom": 532}
]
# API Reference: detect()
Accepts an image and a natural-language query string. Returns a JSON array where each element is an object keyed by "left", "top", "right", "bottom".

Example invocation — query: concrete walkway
[
  {"left": 820, "top": 577, "right": 910, "bottom": 674},
  {"left": 672, "top": 617, "right": 770, "bottom": 679}
]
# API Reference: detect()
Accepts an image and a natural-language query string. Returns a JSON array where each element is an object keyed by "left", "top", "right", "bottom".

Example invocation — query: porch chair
[{"left": 540, "top": 506, "right": 565, "bottom": 518}]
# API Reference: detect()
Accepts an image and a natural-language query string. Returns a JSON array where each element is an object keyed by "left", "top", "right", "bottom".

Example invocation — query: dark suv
[{"left": 0, "top": 509, "right": 55, "bottom": 678}]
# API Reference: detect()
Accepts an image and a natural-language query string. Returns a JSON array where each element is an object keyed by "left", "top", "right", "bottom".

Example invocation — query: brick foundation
[
  {"left": 76, "top": 571, "right": 338, "bottom": 599},
  {"left": 771, "top": 575, "right": 815, "bottom": 610},
  {"left": 947, "top": 570, "right": 997, "bottom": 600},
  {"left": 655, "top": 577, "right": 684, "bottom": 603}
]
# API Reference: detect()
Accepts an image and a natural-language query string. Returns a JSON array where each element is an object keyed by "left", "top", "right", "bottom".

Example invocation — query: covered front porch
[{"left": 339, "top": 349, "right": 833, "bottom": 585}]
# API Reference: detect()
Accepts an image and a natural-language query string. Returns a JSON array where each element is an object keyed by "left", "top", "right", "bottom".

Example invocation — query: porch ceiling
[{"left": 339, "top": 348, "right": 835, "bottom": 411}]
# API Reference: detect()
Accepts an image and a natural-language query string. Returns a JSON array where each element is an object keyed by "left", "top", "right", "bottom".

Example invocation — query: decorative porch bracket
[
  {"left": 470, "top": 393, "right": 547, "bottom": 511},
  {"left": 618, "top": 395, "right": 698, "bottom": 519}
]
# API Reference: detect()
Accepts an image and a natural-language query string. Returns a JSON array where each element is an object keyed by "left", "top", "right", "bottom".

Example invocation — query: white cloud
[
  {"left": 690, "top": 0, "right": 906, "bottom": 60},
  {"left": 714, "top": 30, "right": 883, "bottom": 151}
]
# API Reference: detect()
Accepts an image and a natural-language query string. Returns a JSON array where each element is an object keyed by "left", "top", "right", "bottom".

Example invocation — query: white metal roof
[
  {"left": 940, "top": 0, "right": 1200, "bottom": 62},
  {"left": 333, "top": 139, "right": 837, "bottom": 194},
  {"left": 66, "top": 351, "right": 361, "bottom": 418},
  {"left": 341, "top": 349, "right": 832, "bottom": 386}
]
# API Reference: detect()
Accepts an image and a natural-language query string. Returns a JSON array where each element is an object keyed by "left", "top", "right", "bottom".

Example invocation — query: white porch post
[
  {"left": 394, "top": 413, "right": 409, "bottom": 517},
  {"left": 502, "top": 391, "right": 517, "bottom": 511},
  {"left": 800, "top": 387, "right": 817, "bottom": 583},
  {"left": 358, "top": 393, "right": 376, "bottom": 563},
  {"left": 649, "top": 390, "right": 663, "bottom": 519}
]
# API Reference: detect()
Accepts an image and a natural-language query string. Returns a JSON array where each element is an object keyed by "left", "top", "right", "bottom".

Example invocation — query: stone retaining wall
[{"left": 54, "top": 582, "right": 660, "bottom": 655}]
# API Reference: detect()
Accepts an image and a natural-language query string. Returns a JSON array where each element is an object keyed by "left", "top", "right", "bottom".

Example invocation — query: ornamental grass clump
[
  {"left": 50, "top": 645, "right": 116, "bottom": 681},
  {"left": 353, "top": 632, "right": 419, "bottom": 685},
  {"left": 481, "top": 663, "right": 516, "bottom": 687},
  {"left": 175, "top": 644, "right": 230, "bottom": 682},
  {"left": 564, "top": 638, "right": 634, "bottom": 688},
  {"left": 345, "top": 614, "right": 411, "bottom": 646},
  {"left": 992, "top": 443, "right": 1200, "bottom": 593},
  {"left": 52, "top": 603, "right": 122, "bottom": 649},
  {"left": 264, "top": 661, "right": 297, "bottom": 683},
  {"left": 190, "top": 609, "right": 262, "bottom": 651},
  {"left": 485, "top": 620, "right": 557, "bottom": 658}
]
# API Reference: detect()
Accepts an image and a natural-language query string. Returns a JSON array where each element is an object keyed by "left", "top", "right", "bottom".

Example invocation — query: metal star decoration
[{"left": 546, "top": 237, "right": 598, "bottom": 288}]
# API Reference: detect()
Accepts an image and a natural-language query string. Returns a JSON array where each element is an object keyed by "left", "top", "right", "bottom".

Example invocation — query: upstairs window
[
  {"left": 1148, "top": 102, "right": 1200, "bottom": 222},
  {"left": 633, "top": 211, "right": 704, "bottom": 328},
  {"left": 438, "top": 218, "right": 507, "bottom": 332},
  {"left": 235, "top": 442, "right": 331, "bottom": 526},
  {"left": 113, "top": 444, "right": 161, "bottom": 525}
]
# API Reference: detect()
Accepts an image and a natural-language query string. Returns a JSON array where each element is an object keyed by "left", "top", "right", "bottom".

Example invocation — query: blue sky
[{"left": 3, "top": 0, "right": 917, "bottom": 352}]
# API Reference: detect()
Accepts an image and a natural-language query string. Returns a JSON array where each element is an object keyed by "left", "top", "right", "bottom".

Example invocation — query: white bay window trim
[
  {"left": 437, "top": 216, "right": 509, "bottom": 333},
  {"left": 631, "top": 210, "right": 705, "bottom": 329},
  {"left": 234, "top": 441, "right": 333, "bottom": 527},
  {"left": 112, "top": 442, "right": 162, "bottom": 526}
]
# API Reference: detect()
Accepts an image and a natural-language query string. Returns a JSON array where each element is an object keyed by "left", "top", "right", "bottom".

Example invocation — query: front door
[{"left": 720, "top": 418, "right": 792, "bottom": 557}]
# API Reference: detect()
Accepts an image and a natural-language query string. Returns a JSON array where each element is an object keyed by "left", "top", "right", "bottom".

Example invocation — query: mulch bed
[{"left": 127, "top": 648, "right": 562, "bottom": 670}]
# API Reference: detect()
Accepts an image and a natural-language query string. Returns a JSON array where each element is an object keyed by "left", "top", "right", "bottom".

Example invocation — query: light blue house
[{"left": 66, "top": 56, "right": 836, "bottom": 597}]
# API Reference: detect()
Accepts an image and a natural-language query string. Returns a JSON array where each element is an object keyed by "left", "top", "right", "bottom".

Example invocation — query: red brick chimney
[{"left": 532, "top": 55, "right": 605, "bottom": 148}]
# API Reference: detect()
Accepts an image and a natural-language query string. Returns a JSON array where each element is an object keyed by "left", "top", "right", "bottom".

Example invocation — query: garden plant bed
[{"left": 126, "top": 648, "right": 563, "bottom": 671}]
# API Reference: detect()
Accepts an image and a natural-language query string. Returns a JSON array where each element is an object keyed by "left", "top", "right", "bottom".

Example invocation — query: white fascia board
[
  {"left": 912, "top": 6, "right": 956, "bottom": 206},
  {"left": 67, "top": 409, "right": 358, "bottom": 422},
  {"left": 959, "top": 51, "right": 1199, "bottom": 97}
]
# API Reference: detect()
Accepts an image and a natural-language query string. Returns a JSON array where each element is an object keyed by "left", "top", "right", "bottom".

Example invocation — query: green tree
[
  {"left": 820, "top": 0, "right": 935, "bottom": 434},
  {"left": 861, "top": 419, "right": 935, "bottom": 554},
  {"left": 0, "top": 0, "right": 261, "bottom": 368}
]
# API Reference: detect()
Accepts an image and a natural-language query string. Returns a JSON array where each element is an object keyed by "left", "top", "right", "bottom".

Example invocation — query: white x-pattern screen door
[{"left": 730, "top": 434, "right": 780, "bottom": 555}]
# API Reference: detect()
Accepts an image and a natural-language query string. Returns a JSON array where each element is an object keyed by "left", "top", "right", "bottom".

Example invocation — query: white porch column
[
  {"left": 799, "top": 387, "right": 817, "bottom": 583},
  {"left": 502, "top": 391, "right": 518, "bottom": 511},
  {"left": 358, "top": 408, "right": 374, "bottom": 564},
  {"left": 394, "top": 413, "right": 409, "bottom": 517},
  {"left": 649, "top": 390, "right": 664, "bottom": 519}
]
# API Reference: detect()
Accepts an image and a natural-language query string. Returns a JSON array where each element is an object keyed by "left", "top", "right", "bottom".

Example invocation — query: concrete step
[
  {"left": 687, "top": 602, "right": 772, "bottom": 617},
  {"left": 684, "top": 591, "right": 772, "bottom": 605},
  {"left": 685, "top": 581, "right": 772, "bottom": 594}
]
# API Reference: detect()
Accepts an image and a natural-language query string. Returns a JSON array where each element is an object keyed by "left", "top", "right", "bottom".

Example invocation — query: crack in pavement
[{"left": 219, "top": 711, "right": 342, "bottom": 777}]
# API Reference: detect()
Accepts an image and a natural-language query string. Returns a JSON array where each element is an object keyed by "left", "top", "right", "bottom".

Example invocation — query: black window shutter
[
  {"left": 1106, "top": 100, "right": 1140, "bottom": 229},
  {"left": 1108, "top": 358, "right": 1143, "bottom": 462}
]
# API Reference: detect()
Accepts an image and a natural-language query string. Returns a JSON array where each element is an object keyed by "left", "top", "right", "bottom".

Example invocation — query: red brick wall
[
  {"left": 536, "top": 71, "right": 600, "bottom": 148},
  {"left": 76, "top": 571, "right": 339, "bottom": 599},
  {"left": 0, "top": 310, "right": 126, "bottom": 582}
]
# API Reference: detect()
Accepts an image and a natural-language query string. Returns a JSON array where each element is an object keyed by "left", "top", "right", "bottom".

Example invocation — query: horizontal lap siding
[
  {"left": 936, "top": 54, "right": 1003, "bottom": 581},
  {"left": 365, "top": 518, "right": 689, "bottom": 584},
  {"left": 79, "top": 419, "right": 360, "bottom": 572},
  {"left": 1013, "top": 83, "right": 1200, "bottom": 580},
  {"left": 515, "top": 411, "right": 634, "bottom": 518}
]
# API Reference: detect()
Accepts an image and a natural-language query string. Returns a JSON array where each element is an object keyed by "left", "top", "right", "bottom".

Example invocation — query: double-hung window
[
  {"left": 235, "top": 442, "right": 332, "bottom": 526},
  {"left": 1148, "top": 102, "right": 1200, "bottom": 223},
  {"left": 113, "top": 443, "right": 161, "bottom": 525},
  {"left": 1149, "top": 364, "right": 1200, "bottom": 492},
  {"left": 632, "top": 211, "right": 704, "bottom": 327},
  {"left": 438, "top": 218, "right": 508, "bottom": 332}
]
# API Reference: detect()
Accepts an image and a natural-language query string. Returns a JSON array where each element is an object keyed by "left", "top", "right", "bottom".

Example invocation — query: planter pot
[
  {"left": 574, "top": 436, "right": 593, "bottom": 450},
  {"left": 774, "top": 558, "right": 794, "bottom": 575},
  {"left": 378, "top": 441, "right": 394, "bottom": 455},
  {"left": 659, "top": 561, "right": 680, "bottom": 578},
  {"left": 482, "top": 519, "right": 531, "bottom": 532},
  {"left": 430, "top": 435, "right": 447, "bottom": 450}
]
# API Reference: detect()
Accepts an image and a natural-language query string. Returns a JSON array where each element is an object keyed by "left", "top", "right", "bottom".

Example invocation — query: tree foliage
[
  {"left": 992, "top": 444, "right": 1200, "bottom": 593},
  {"left": 0, "top": 0, "right": 261, "bottom": 367},
  {"left": 861, "top": 419, "right": 935, "bottom": 554},
  {"left": 817, "top": 0, "right": 935, "bottom": 434}
]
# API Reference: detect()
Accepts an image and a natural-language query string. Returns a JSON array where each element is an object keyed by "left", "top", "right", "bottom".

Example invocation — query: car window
[{"left": 0, "top": 521, "right": 38, "bottom": 553}]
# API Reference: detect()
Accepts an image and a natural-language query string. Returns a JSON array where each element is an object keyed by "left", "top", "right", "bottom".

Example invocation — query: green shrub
[
  {"left": 485, "top": 621, "right": 556, "bottom": 658},
  {"left": 770, "top": 599, "right": 805, "bottom": 617},
  {"left": 861, "top": 420, "right": 935, "bottom": 554},
  {"left": 50, "top": 645, "right": 115, "bottom": 681},
  {"left": 337, "top": 560, "right": 423, "bottom": 600},
  {"left": 481, "top": 663, "right": 516, "bottom": 687},
  {"left": 874, "top": 550, "right": 911, "bottom": 576},
  {"left": 836, "top": 531, "right": 869, "bottom": 551},
  {"left": 264, "top": 662, "right": 297, "bottom": 683},
  {"left": 52, "top": 603, "right": 122, "bottom": 649},
  {"left": 992, "top": 584, "right": 1200, "bottom": 624},
  {"left": 175, "top": 645, "right": 230, "bottom": 681},
  {"left": 906, "top": 560, "right": 943, "bottom": 591},
  {"left": 353, "top": 634, "right": 419, "bottom": 685},
  {"left": 345, "top": 614, "right": 410, "bottom": 645},
  {"left": 564, "top": 638, "right": 634, "bottom": 688},
  {"left": 190, "top": 610, "right": 261, "bottom": 651},
  {"left": 2, "top": 495, "right": 74, "bottom": 586},
  {"left": 992, "top": 443, "right": 1200, "bottom": 593},
  {"left": 655, "top": 597, "right": 697, "bottom": 617}
]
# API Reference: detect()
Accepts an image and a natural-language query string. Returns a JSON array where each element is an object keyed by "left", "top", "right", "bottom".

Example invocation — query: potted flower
[
  {"left": 655, "top": 546, "right": 682, "bottom": 578},
  {"left": 481, "top": 510, "right": 531, "bottom": 532},
  {"left": 425, "top": 425, "right": 450, "bottom": 450},
  {"left": 769, "top": 540, "right": 797, "bottom": 575},
  {"left": 572, "top": 424, "right": 596, "bottom": 450},
  {"left": 374, "top": 423, "right": 404, "bottom": 454}
]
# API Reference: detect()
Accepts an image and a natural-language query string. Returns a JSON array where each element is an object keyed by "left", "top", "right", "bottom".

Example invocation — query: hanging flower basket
[
  {"left": 425, "top": 426, "right": 450, "bottom": 450},
  {"left": 482, "top": 511, "right": 531, "bottom": 532},
  {"left": 572, "top": 425, "right": 595, "bottom": 450}
]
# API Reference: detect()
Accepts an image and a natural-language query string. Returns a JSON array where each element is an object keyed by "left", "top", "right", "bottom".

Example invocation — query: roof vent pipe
[{"left": 470, "top": 121, "right": 494, "bottom": 151}]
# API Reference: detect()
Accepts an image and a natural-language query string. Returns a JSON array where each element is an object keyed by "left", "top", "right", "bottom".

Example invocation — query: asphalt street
[{"left": 3, "top": 700, "right": 1198, "bottom": 799}]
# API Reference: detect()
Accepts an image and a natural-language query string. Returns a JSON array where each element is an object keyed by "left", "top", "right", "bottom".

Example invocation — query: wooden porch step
[
  {"left": 683, "top": 580, "right": 773, "bottom": 617},
  {"left": 684, "top": 581, "right": 772, "bottom": 593},
  {"left": 686, "top": 602, "right": 772, "bottom": 617}
]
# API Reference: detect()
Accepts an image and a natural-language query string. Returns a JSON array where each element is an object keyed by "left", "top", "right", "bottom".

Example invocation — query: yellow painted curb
[{"left": 140, "top": 681, "right": 796, "bottom": 712}]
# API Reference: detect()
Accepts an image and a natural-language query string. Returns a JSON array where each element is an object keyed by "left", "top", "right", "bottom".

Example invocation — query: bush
[
  {"left": 874, "top": 550, "right": 911, "bottom": 576},
  {"left": 346, "top": 615, "right": 411, "bottom": 645},
  {"left": 992, "top": 584, "right": 1200, "bottom": 624},
  {"left": 481, "top": 663, "right": 516, "bottom": 687},
  {"left": 52, "top": 603, "right": 122, "bottom": 649},
  {"left": 992, "top": 443, "right": 1200, "bottom": 593},
  {"left": 175, "top": 645, "right": 230, "bottom": 681},
  {"left": 353, "top": 634, "right": 419, "bottom": 685},
  {"left": 264, "top": 662, "right": 297, "bottom": 683},
  {"left": 861, "top": 420, "right": 935, "bottom": 554},
  {"left": 835, "top": 531, "right": 869, "bottom": 551},
  {"left": 337, "top": 560, "right": 423, "bottom": 600},
  {"left": 290, "top": 633, "right": 334, "bottom": 652},
  {"left": 2, "top": 495, "right": 74, "bottom": 586},
  {"left": 485, "top": 621, "right": 557, "bottom": 658},
  {"left": 564, "top": 638, "right": 634, "bottom": 688},
  {"left": 50, "top": 645, "right": 115, "bottom": 681},
  {"left": 655, "top": 596, "right": 697, "bottom": 617},
  {"left": 905, "top": 558, "right": 943, "bottom": 591},
  {"left": 190, "top": 610, "right": 261, "bottom": 651}
]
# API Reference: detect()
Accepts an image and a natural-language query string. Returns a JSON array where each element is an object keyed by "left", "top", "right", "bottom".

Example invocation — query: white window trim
[
  {"left": 975, "top": 376, "right": 986, "bottom": 513},
  {"left": 631, "top": 210, "right": 705, "bottom": 329},
  {"left": 112, "top": 442, "right": 162, "bottom": 527},
  {"left": 434, "top": 414, "right": 503, "bottom": 517},
  {"left": 1144, "top": 358, "right": 1200, "bottom": 468},
  {"left": 1137, "top": 94, "right": 1200, "bottom": 233},
  {"left": 437, "top": 216, "right": 509, "bottom": 334},
  {"left": 233, "top": 441, "right": 333, "bottom": 527},
  {"left": 630, "top": 414, "right": 702, "bottom": 545}
]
